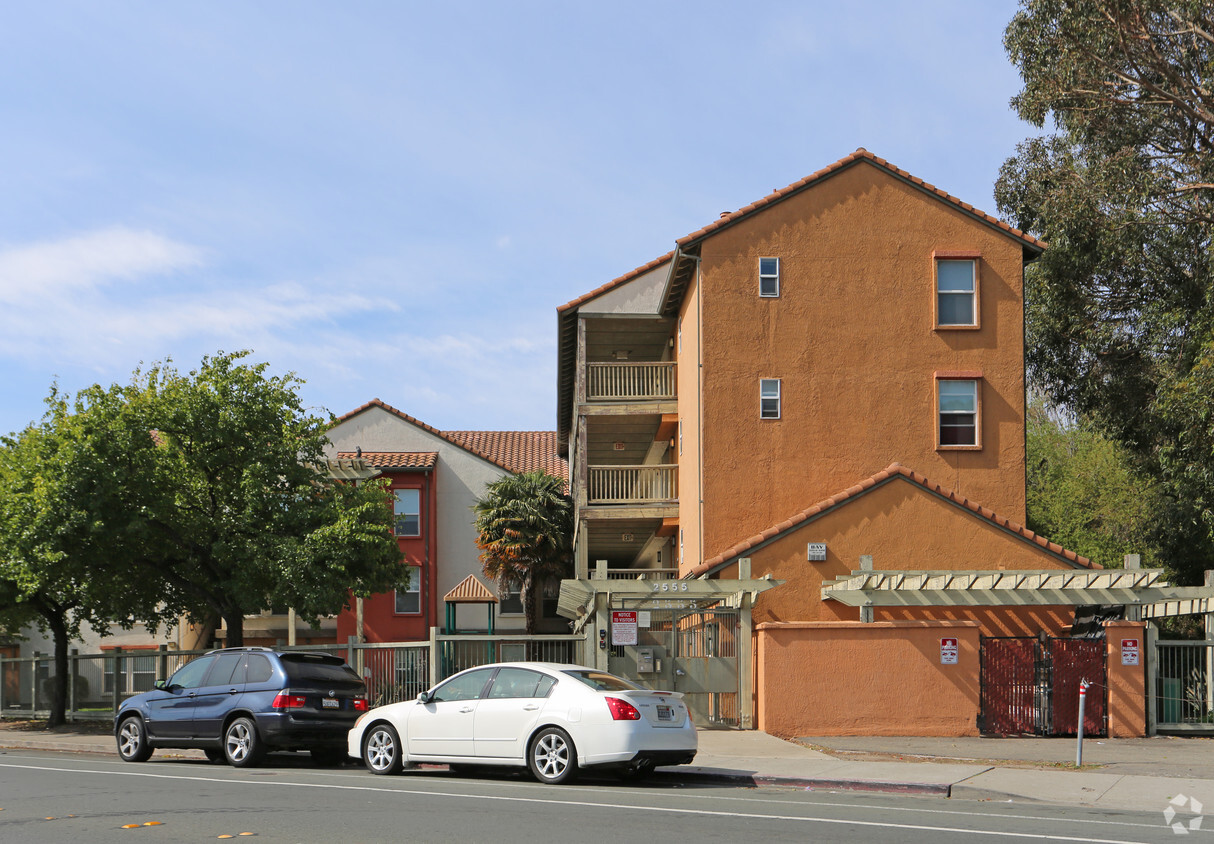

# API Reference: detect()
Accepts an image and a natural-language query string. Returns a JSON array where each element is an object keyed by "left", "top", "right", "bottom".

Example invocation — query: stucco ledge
[{"left": 756, "top": 620, "right": 982, "bottom": 631}]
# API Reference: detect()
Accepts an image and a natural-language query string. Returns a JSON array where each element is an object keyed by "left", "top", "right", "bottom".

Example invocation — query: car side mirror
[
  {"left": 154, "top": 679, "right": 168, "bottom": 691},
  {"left": 417, "top": 691, "right": 431, "bottom": 704}
]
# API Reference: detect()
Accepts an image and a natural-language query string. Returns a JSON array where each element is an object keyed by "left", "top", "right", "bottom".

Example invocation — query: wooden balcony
[
  {"left": 586, "top": 362, "right": 675, "bottom": 402},
  {"left": 588, "top": 465, "right": 677, "bottom": 504}
]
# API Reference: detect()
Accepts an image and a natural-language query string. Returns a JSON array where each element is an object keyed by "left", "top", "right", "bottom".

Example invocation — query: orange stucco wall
[
  {"left": 714, "top": 474, "right": 1084, "bottom": 634},
  {"left": 757, "top": 620, "right": 982, "bottom": 737},
  {"left": 1105, "top": 621, "right": 1147, "bottom": 737},
  {"left": 688, "top": 160, "right": 1028, "bottom": 564}
]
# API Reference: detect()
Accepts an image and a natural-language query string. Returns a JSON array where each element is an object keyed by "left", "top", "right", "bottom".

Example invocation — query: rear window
[
  {"left": 563, "top": 670, "right": 640, "bottom": 692},
  {"left": 280, "top": 654, "right": 362, "bottom": 687}
]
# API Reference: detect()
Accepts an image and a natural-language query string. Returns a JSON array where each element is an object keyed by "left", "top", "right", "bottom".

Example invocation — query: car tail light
[
  {"left": 353, "top": 697, "right": 369, "bottom": 712},
  {"left": 605, "top": 696, "right": 641, "bottom": 721},
  {"left": 272, "top": 691, "right": 307, "bottom": 710}
]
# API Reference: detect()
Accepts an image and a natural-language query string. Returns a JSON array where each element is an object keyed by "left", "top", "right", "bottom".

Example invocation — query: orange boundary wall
[
  {"left": 756, "top": 620, "right": 982, "bottom": 737},
  {"left": 1104, "top": 620, "right": 1147, "bottom": 737}
]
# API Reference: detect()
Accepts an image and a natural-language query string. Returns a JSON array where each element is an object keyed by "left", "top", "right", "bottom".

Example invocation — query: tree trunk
[
  {"left": 224, "top": 610, "right": 245, "bottom": 648},
  {"left": 522, "top": 572, "right": 537, "bottom": 637},
  {"left": 47, "top": 615, "right": 69, "bottom": 729}
]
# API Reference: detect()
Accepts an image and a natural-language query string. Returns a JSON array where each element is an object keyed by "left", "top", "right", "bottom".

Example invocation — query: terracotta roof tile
[
  {"left": 332, "top": 399, "right": 568, "bottom": 481},
  {"left": 690, "top": 463, "right": 1095, "bottom": 578},
  {"left": 675, "top": 149, "right": 1046, "bottom": 253},
  {"left": 336, "top": 451, "right": 438, "bottom": 470}
]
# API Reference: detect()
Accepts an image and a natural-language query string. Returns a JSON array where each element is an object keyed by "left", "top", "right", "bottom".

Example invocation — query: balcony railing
[
  {"left": 588, "top": 465, "right": 677, "bottom": 504},
  {"left": 586, "top": 362, "right": 675, "bottom": 401}
]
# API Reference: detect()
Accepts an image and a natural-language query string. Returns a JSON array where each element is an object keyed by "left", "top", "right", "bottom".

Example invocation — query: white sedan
[{"left": 347, "top": 662, "right": 697, "bottom": 784}]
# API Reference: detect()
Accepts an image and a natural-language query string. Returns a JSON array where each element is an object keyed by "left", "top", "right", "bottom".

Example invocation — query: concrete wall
[
  {"left": 757, "top": 620, "right": 982, "bottom": 737},
  {"left": 694, "top": 160, "right": 1028, "bottom": 563},
  {"left": 676, "top": 274, "right": 704, "bottom": 574}
]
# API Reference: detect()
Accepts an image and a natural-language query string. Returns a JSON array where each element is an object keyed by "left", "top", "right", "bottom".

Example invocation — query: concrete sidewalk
[{"left": 2, "top": 722, "right": 1212, "bottom": 812}]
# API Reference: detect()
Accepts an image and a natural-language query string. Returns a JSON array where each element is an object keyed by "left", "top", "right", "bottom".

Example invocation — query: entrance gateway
[{"left": 556, "top": 560, "right": 780, "bottom": 728}]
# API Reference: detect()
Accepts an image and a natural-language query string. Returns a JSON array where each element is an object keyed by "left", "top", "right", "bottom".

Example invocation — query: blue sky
[{"left": 0, "top": 1, "right": 1038, "bottom": 438}]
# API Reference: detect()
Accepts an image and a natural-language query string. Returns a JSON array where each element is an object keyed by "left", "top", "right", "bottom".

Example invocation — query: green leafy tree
[
  {"left": 115, "top": 351, "right": 406, "bottom": 646},
  {"left": 0, "top": 412, "right": 165, "bottom": 727},
  {"left": 474, "top": 471, "right": 573, "bottom": 634},
  {"left": 997, "top": 0, "right": 1214, "bottom": 582},
  {"left": 1026, "top": 397, "right": 1165, "bottom": 569}
]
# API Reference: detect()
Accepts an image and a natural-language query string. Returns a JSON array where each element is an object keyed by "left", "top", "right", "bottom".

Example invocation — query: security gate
[
  {"left": 979, "top": 636, "right": 1106, "bottom": 736},
  {"left": 608, "top": 607, "right": 740, "bottom": 727}
]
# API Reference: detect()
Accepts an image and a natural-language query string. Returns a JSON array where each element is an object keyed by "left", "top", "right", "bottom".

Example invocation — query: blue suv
[{"left": 114, "top": 648, "right": 368, "bottom": 767}]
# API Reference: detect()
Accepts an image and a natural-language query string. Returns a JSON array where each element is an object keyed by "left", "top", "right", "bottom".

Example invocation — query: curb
[{"left": 2, "top": 739, "right": 950, "bottom": 799}]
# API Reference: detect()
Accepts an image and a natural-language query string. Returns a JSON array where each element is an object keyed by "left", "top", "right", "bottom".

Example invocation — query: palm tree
[{"left": 473, "top": 472, "right": 572, "bottom": 634}]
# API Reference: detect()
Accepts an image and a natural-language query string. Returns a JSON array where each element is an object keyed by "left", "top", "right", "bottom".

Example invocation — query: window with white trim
[
  {"left": 760, "top": 379, "right": 781, "bottom": 419},
  {"left": 759, "top": 257, "right": 780, "bottom": 297},
  {"left": 395, "top": 566, "right": 422, "bottom": 614},
  {"left": 499, "top": 582, "right": 523, "bottom": 615},
  {"left": 938, "top": 379, "right": 979, "bottom": 447},
  {"left": 393, "top": 488, "right": 420, "bottom": 536},
  {"left": 936, "top": 259, "right": 977, "bottom": 326}
]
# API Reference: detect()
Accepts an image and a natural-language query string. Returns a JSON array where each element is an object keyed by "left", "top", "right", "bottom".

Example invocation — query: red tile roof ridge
[
  {"left": 330, "top": 399, "right": 567, "bottom": 479},
  {"left": 557, "top": 251, "right": 674, "bottom": 314},
  {"left": 689, "top": 462, "right": 1095, "bottom": 577},
  {"left": 674, "top": 149, "right": 1045, "bottom": 252}
]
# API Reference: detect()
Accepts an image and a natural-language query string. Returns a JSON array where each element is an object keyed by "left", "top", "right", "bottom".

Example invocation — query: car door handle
[
  {"left": 523, "top": 704, "right": 540, "bottom": 711},
  {"left": 459, "top": 706, "right": 474, "bottom": 713},
  {"left": 228, "top": 688, "right": 238, "bottom": 695}
]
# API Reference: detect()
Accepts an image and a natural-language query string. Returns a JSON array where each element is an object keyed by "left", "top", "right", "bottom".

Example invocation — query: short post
[{"left": 1076, "top": 679, "right": 1090, "bottom": 766}]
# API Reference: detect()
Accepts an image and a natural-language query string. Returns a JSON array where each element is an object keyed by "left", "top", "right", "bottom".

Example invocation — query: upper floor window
[
  {"left": 760, "top": 379, "right": 781, "bottom": 419},
  {"left": 935, "top": 255, "right": 978, "bottom": 327},
  {"left": 759, "top": 257, "right": 780, "bottom": 297},
  {"left": 395, "top": 566, "right": 422, "bottom": 614},
  {"left": 394, "top": 488, "right": 420, "bottom": 536},
  {"left": 937, "top": 378, "right": 980, "bottom": 448}
]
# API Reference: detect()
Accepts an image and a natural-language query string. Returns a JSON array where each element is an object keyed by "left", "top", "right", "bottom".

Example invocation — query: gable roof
[
  {"left": 555, "top": 150, "right": 1045, "bottom": 446},
  {"left": 443, "top": 574, "right": 498, "bottom": 604},
  {"left": 331, "top": 399, "right": 567, "bottom": 480},
  {"left": 690, "top": 463, "right": 1096, "bottom": 578}
]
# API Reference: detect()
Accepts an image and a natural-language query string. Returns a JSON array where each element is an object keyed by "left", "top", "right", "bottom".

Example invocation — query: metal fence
[
  {"left": 1155, "top": 640, "right": 1214, "bottom": 731},
  {"left": 0, "top": 633, "right": 583, "bottom": 723}
]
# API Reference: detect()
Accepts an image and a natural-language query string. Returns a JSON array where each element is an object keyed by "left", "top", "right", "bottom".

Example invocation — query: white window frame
[
  {"left": 393, "top": 488, "right": 421, "bottom": 537},
  {"left": 394, "top": 566, "right": 422, "bottom": 614},
  {"left": 759, "top": 257, "right": 780, "bottom": 298},
  {"left": 937, "top": 378, "right": 980, "bottom": 448},
  {"left": 760, "top": 378, "right": 781, "bottom": 419},
  {"left": 935, "top": 257, "right": 978, "bottom": 328}
]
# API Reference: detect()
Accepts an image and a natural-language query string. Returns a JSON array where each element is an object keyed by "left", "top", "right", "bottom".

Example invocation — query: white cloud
[{"left": 0, "top": 227, "right": 202, "bottom": 304}]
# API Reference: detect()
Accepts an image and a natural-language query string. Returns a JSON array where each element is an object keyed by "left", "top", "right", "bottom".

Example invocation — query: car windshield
[{"left": 562, "top": 670, "right": 640, "bottom": 692}]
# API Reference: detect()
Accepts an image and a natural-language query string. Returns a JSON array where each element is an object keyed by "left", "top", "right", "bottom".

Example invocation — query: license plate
[
  {"left": 322, "top": 698, "right": 339, "bottom": 709},
  {"left": 656, "top": 705, "right": 672, "bottom": 721}
]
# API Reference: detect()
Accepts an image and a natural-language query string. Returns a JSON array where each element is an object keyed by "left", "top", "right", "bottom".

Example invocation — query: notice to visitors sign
[{"left": 611, "top": 611, "right": 638, "bottom": 646}]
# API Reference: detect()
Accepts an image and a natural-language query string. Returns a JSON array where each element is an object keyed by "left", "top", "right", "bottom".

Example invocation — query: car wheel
[
  {"left": 203, "top": 748, "right": 225, "bottom": 764},
  {"left": 116, "top": 716, "right": 153, "bottom": 763},
  {"left": 362, "top": 723, "right": 403, "bottom": 775},
  {"left": 224, "top": 717, "right": 265, "bottom": 768},
  {"left": 618, "top": 759, "right": 656, "bottom": 782},
  {"left": 311, "top": 747, "right": 348, "bottom": 767},
  {"left": 529, "top": 727, "right": 578, "bottom": 785}
]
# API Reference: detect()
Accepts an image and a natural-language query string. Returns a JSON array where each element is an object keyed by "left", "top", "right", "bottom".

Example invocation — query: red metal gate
[{"left": 979, "top": 637, "right": 1106, "bottom": 736}]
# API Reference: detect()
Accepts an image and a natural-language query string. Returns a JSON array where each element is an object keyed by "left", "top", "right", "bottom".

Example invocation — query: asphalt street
[{"left": 0, "top": 749, "right": 1202, "bottom": 844}]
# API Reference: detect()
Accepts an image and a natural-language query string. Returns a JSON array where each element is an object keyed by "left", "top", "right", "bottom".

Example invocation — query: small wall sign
[
  {"left": 1121, "top": 638, "right": 1140, "bottom": 666},
  {"left": 807, "top": 543, "right": 827, "bottom": 562},
  {"left": 940, "top": 637, "right": 959, "bottom": 664},
  {"left": 611, "top": 610, "right": 638, "bottom": 646}
]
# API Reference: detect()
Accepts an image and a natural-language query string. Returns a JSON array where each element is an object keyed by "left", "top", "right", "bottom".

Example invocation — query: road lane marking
[{"left": 0, "top": 761, "right": 1164, "bottom": 844}]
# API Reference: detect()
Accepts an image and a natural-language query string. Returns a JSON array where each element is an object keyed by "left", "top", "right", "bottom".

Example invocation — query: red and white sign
[
  {"left": 940, "top": 638, "right": 959, "bottom": 665},
  {"left": 1121, "top": 638, "right": 1140, "bottom": 666},
  {"left": 611, "top": 611, "right": 638, "bottom": 646}
]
